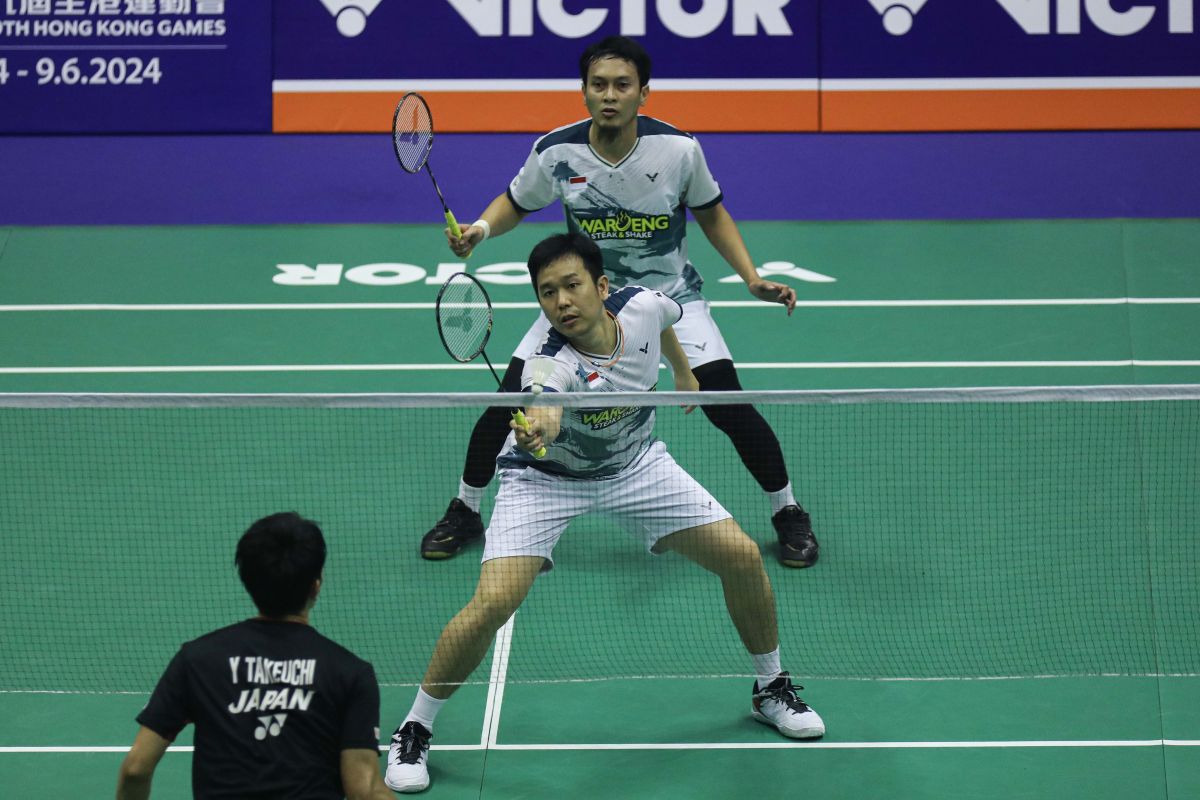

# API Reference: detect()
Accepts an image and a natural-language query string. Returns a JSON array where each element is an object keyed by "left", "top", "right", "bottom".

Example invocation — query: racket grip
[
  {"left": 512, "top": 410, "right": 546, "bottom": 459},
  {"left": 444, "top": 209, "right": 462, "bottom": 239}
]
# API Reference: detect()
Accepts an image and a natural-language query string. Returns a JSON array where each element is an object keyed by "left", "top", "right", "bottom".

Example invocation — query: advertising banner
[
  {"left": 271, "top": 0, "right": 820, "bottom": 133},
  {"left": 0, "top": 2, "right": 1195, "bottom": 134},
  {"left": 824, "top": 1, "right": 1200, "bottom": 130},
  {"left": 0, "top": 0, "right": 271, "bottom": 133},
  {"left": 274, "top": 1, "right": 1199, "bottom": 133}
]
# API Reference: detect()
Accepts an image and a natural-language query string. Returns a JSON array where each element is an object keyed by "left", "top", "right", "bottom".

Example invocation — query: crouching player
[{"left": 385, "top": 233, "right": 824, "bottom": 793}]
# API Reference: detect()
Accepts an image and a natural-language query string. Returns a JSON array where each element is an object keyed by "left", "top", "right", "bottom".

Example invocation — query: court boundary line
[
  {"left": 480, "top": 613, "right": 517, "bottom": 748},
  {"left": 5, "top": 740, "right": 1198, "bottom": 754},
  {"left": 2, "top": 298, "right": 1199, "bottom": 312},
  {"left": 6, "top": 670, "right": 1200, "bottom": 699},
  {"left": 4, "top": 671, "right": 1199, "bottom": 696},
  {"left": 1, "top": 360, "right": 1198, "bottom": 375}
]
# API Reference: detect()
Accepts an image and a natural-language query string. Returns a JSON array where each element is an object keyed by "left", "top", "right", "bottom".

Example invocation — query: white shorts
[
  {"left": 481, "top": 440, "right": 731, "bottom": 571},
  {"left": 513, "top": 300, "right": 733, "bottom": 369}
]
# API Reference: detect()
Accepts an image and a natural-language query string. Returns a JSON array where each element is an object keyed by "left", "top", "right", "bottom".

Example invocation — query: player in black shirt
[{"left": 116, "top": 513, "right": 393, "bottom": 800}]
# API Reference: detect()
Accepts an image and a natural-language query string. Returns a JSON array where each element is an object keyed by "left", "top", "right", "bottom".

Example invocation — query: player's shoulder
[
  {"left": 606, "top": 284, "right": 644, "bottom": 309},
  {"left": 533, "top": 119, "right": 592, "bottom": 155},
  {"left": 636, "top": 115, "right": 695, "bottom": 141},
  {"left": 611, "top": 285, "right": 682, "bottom": 324},
  {"left": 184, "top": 619, "right": 254, "bottom": 651},
  {"left": 533, "top": 325, "right": 573, "bottom": 360},
  {"left": 607, "top": 285, "right": 665, "bottom": 317},
  {"left": 186, "top": 620, "right": 368, "bottom": 669},
  {"left": 311, "top": 630, "right": 376, "bottom": 675}
]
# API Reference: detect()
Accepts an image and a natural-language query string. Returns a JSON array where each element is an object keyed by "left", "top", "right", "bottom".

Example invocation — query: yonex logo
[
  {"left": 646, "top": 172, "right": 659, "bottom": 182},
  {"left": 254, "top": 713, "right": 288, "bottom": 740},
  {"left": 319, "top": 0, "right": 382, "bottom": 38},
  {"left": 867, "top": 0, "right": 929, "bottom": 36}
]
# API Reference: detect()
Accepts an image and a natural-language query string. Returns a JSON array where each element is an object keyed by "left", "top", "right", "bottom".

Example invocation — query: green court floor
[
  {"left": 1, "top": 219, "right": 1198, "bottom": 798},
  {"left": 1, "top": 219, "right": 1198, "bottom": 392}
]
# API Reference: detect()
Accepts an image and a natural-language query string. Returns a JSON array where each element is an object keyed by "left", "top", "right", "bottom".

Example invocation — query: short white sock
[
  {"left": 766, "top": 483, "right": 796, "bottom": 515},
  {"left": 404, "top": 688, "right": 447, "bottom": 733},
  {"left": 457, "top": 479, "right": 484, "bottom": 514},
  {"left": 751, "top": 647, "right": 782, "bottom": 689}
]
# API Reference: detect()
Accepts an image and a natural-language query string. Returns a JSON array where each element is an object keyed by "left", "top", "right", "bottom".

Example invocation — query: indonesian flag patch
[{"left": 586, "top": 371, "right": 603, "bottom": 388}]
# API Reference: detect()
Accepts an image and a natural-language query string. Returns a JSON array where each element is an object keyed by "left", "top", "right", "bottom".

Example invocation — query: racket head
[
  {"left": 435, "top": 272, "right": 494, "bottom": 363},
  {"left": 392, "top": 92, "right": 434, "bottom": 174}
]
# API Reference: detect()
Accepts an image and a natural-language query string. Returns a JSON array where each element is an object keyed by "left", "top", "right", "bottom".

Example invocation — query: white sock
[
  {"left": 766, "top": 483, "right": 796, "bottom": 515},
  {"left": 404, "top": 688, "right": 447, "bottom": 733},
  {"left": 751, "top": 648, "right": 783, "bottom": 689},
  {"left": 457, "top": 478, "right": 484, "bottom": 514}
]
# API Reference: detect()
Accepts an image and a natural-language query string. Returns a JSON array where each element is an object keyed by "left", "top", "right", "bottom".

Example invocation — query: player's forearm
[
  {"left": 694, "top": 204, "right": 758, "bottom": 285},
  {"left": 477, "top": 193, "right": 527, "bottom": 239},
  {"left": 660, "top": 328, "right": 692, "bottom": 379},
  {"left": 340, "top": 749, "right": 394, "bottom": 800},
  {"left": 115, "top": 771, "right": 153, "bottom": 800}
]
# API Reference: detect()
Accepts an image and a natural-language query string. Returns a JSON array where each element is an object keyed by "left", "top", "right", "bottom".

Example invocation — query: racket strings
[
  {"left": 393, "top": 94, "right": 434, "bottom": 173},
  {"left": 437, "top": 276, "right": 492, "bottom": 362}
]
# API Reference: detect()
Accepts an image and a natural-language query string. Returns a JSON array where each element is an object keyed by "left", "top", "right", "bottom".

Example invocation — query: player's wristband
[{"left": 473, "top": 219, "right": 491, "bottom": 241}]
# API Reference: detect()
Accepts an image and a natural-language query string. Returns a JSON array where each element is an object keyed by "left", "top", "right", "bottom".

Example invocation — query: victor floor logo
[
  {"left": 319, "top": 0, "right": 382, "bottom": 38},
  {"left": 868, "top": 0, "right": 930, "bottom": 35}
]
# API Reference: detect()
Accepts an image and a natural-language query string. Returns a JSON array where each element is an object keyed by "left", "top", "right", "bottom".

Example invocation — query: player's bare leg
[
  {"left": 657, "top": 519, "right": 824, "bottom": 739},
  {"left": 422, "top": 555, "right": 544, "bottom": 697},
  {"left": 387, "top": 555, "right": 543, "bottom": 793},
  {"left": 656, "top": 518, "right": 777, "bottom": 653}
]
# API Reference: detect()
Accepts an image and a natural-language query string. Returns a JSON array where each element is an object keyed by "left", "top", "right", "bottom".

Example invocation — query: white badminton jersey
[
  {"left": 496, "top": 286, "right": 683, "bottom": 479},
  {"left": 507, "top": 116, "right": 723, "bottom": 305}
]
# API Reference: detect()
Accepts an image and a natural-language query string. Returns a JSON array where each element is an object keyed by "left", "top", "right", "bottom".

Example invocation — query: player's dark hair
[
  {"left": 528, "top": 232, "right": 605, "bottom": 291},
  {"left": 579, "top": 36, "right": 651, "bottom": 87},
  {"left": 235, "top": 512, "right": 326, "bottom": 618}
]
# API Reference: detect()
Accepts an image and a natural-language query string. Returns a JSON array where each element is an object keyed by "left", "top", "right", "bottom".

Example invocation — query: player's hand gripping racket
[
  {"left": 435, "top": 272, "right": 545, "bottom": 458},
  {"left": 392, "top": 92, "right": 465, "bottom": 247}
]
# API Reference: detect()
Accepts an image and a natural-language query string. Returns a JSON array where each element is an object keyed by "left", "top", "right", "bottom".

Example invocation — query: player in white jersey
[
  {"left": 386, "top": 233, "right": 824, "bottom": 794},
  {"left": 422, "top": 36, "right": 819, "bottom": 571}
]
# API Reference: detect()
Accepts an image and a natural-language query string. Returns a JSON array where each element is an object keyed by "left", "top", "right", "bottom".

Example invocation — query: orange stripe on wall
[
  {"left": 823, "top": 88, "right": 1200, "bottom": 131},
  {"left": 274, "top": 91, "right": 818, "bottom": 133}
]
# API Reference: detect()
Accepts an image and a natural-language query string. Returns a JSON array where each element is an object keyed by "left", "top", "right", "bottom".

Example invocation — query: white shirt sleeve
[
  {"left": 682, "top": 137, "right": 723, "bottom": 210},
  {"left": 522, "top": 353, "right": 577, "bottom": 393},
  {"left": 507, "top": 145, "right": 558, "bottom": 213},
  {"left": 649, "top": 290, "right": 685, "bottom": 330}
]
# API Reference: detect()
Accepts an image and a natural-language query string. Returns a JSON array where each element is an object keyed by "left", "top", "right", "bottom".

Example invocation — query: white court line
[
  {"left": 1, "top": 298, "right": 1198, "bottom": 312},
  {"left": 4, "top": 740, "right": 1198, "bottom": 754},
  {"left": 485, "top": 739, "right": 1200, "bottom": 750},
  {"left": 2, "top": 361, "right": 1199, "bottom": 375},
  {"left": 480, "top": 614, "right": 517, "bottom": 749}
]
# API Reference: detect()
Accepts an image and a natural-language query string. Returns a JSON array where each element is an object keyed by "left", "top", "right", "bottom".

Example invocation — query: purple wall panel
[{"left": 1, "top": 131, "right": 1197, "bottom": 225}]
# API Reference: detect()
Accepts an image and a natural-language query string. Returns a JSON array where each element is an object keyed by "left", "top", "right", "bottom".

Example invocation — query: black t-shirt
[{"left": 137, "top": 619, "right": 380, "bottom": 800}]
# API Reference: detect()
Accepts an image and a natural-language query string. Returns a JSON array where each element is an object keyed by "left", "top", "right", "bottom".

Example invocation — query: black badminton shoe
[
  {"left": 420, "top": 498, "right": 483, "bottom": 560},
  {"left": 772, "top": 505, "right": 819, "bottom": 568}
]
